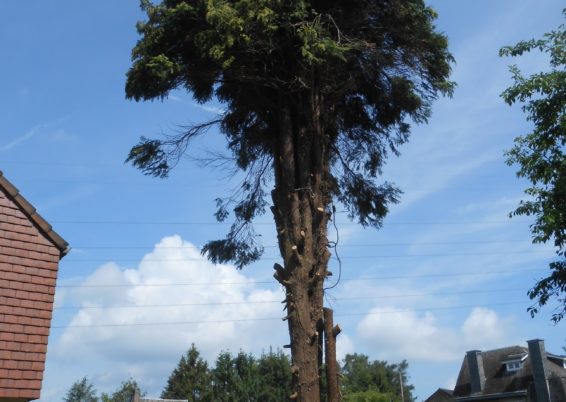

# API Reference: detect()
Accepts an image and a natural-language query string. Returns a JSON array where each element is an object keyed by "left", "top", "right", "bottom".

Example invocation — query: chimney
[
  {"left": 466, "top": 350, "right": 486, "bottom": 394},
  {"left": 527, "top": 339, "right": 551, "bottom": 402}
]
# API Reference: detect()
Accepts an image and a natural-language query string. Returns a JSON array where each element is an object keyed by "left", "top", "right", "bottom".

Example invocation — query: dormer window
[
  {"left": 502, "top": 352, "right": 528, "bottom": 372},
  {"left": 506, "top": 360, "right": 523, "bottom": 371}
]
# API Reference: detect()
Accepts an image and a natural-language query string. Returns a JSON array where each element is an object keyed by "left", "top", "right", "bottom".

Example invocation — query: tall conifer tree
[{"left": 126, "top": 1, "right": 453, "bottom": 399}]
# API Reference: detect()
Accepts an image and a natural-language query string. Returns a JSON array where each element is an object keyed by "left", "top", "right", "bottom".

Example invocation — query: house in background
[
  {"left": 0, "top": 171, "right": 68, "bottom": 402},
  {"left": 425, "top": 339, "right": 566, "bottom": 402},
  {"left": 132, "top": 389, "right": 188, "bottom": 402}
]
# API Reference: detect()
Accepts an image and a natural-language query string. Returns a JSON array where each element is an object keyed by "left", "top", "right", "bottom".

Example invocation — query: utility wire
[
  {"left": 69, "top": 239, "right": 534, "bottom": 250},
  {"left": 51, "top": 219, "right": 531, "bottom": 225},
  {"left": 61, "top": 249, "right": 553, "bottom": 263},
  {"left": 52, "top": 288, "right": 526, "bottom": 310},
  {"left": 55, "top": 268, "right": 543, "bottom": 289},
  {"left": 51, "top": 301, "right": 527, "bottom": 329}
]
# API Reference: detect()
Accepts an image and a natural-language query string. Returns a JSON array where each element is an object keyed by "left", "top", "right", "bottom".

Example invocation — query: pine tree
[
  {"left": 63, "top": 377, "right": 98, "bottom": 402},
  {"left": 211, "top": 351, "right": 237, "bottom": 401},
  {"left": 256, "top": 349, "right": 292, "bottom": 402},
  {"left": 100, "top": 379, "right": 144, "bottom": 402},
  {"left": 161, "top": 344, "right": 213, "bottom": 401},
  {"left": 125, "top": 1, "right": 453, "bottom": 398},
  {"left": 232, "top": 351, "right": 259, "bottom": 401}
]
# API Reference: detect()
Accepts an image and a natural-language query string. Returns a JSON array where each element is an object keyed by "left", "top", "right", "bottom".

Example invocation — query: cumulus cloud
[
  {"left": 461, "top": 307, "right": 509, "bottom": 348},
  {"left": 48, "top": 235, "right": 288, "bottom": 397},
  {"left": 356, "top": 306, "right": 513, "bottom": 363},
  {"left": 337, "top": 333, "right": 355, "bottom": 361}
]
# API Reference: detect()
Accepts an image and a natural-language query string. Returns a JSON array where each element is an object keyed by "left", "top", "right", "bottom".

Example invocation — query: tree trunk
[
  {"left": 271, "top": 93, "right": 331, "bottom": 401},
  {"left": 324, "top": 308, "right": 341, "bottom": 402}
]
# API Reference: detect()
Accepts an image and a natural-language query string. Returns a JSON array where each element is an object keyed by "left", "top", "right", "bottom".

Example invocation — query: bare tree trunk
[
  {"left": 271, "top": 93, "right": 331, "bottom": 401},
  {"left": 324, "top": 308, "right": 341, "bottom": 402}
]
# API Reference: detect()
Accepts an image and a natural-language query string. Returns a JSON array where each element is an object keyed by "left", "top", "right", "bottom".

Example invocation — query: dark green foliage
[
  {"left": 125, "top": 0, "right": 454, "bottom": 268},
  {"left": 161, "top": 346, "right": 415, "bottom": 401},
  {"left": 161, "top": 344, "right": 213, "bottom": 401},
  {"left": 161, "top": 345, "right": 292, "bottom": 402},
  {"left": 341, "top": 354, "right": 415, "bottom": 402},
  {"left": 343, "top": 391, "right": 393, "bottom": 402},
  {"left": 255, "top": 349, "right": 292, "bottom": 401},
  {"left": 500, "top": 9, "right": 566, "bottom": 322},
  {"left": 65, "top": 348, "right": 415, "bottom": 402},
  {"left": 100, "top": 379, "right": 144, "bottom": 402},
  {"left": 64, "top": 377, "right": 98, "bottom": 402},
  {"left": 211, "top": 351, "right": 237, "bottom": 401},
  {"left": 64, "top": 377, "right": 145, "bottom": 402}
]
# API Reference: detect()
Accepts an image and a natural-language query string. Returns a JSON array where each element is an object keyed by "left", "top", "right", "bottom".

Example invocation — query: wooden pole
[
  {"left": 324, "top": 307, "right": 341, "bottom": 402},
  {"left": 399, "top": 371, "right": 404, "bottom": 402}
]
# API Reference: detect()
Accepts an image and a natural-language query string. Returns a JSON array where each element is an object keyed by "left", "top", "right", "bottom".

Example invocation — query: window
[{"left": 506, "top": 361, "right": 522, "bottom": 372}]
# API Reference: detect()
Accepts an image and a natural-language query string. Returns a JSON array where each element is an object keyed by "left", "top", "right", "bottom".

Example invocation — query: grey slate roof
[
  {"left": 452, "top": 345, "right": 566, "bottom": 398},
  {"left": 140, "top": 399, "right": 188, "bottom": 402}
]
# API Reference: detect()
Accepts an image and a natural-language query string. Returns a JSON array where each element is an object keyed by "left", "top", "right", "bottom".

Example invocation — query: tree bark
[
  {"left": 271, "top": 92, "right": 331, "bottom": 401},
  {"left": 324, "top": 308, "right": 341, "bottom": 402}
]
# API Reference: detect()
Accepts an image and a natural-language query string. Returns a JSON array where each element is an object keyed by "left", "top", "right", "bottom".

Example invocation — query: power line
[
  {"left": 69, "top": 239, "right": 534, "bottom": 250},
  {"left": 51, "top": 219, "right": 530, "bottom": 226},
  {"left": 52, "top": 288, "right": 525, "bottom": 311},
  {"left": 61, "top": 249, "right": 552, "bottom": 264},
  {"left": 51, "top": 301, "right": 527, "bottom": 329},
  {"left": 55, "top": 268, "right": 542, "bottom": 289}
]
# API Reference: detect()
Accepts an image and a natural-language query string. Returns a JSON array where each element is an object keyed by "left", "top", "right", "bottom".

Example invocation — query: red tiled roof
[
  {"left": 0, "top": 171, "right": 68, "bottom": 256},
  {"left": 0, "top": 171, "right": 68, "bottom": 401}
]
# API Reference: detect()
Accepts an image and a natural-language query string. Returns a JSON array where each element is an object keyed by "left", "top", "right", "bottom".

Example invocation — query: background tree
[
  {"left": 500, "top": 9, "right": 566, "bottom": 322},
  {"left": 161, "top": 344, "right": 213, "bottom": 401},
  {"left": 64, "top": 377, "right": 98, "bottom": 402},
  {"left": 255, "top": 349, "right": 292, "bottom": 402},
  {"left": 231, "top": 351, "right": 260, "bottom": 401},
  {"left": 341, "top": 354, "right": 415, "bottom": 402},
  {"left": 126, "top": 1, "right": 453, "bottom": 399},
  {"left": 100, "top": 379, "right": 144, "bottom": 402},
  {"left": 211, "top": 351, "right": 239, "bottom": 401},
  {"left": 343, "top": 391, "right": 393, "bottom": 402}
]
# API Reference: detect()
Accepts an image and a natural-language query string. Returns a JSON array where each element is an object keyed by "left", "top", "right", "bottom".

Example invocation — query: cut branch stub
[{"left": 273, "top": 262, "right": 291, "bottom": 284}]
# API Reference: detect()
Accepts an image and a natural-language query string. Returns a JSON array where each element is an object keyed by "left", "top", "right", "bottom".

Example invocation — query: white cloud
[
  {"left": 461, "top": 307, "right": 508, "bottom": 349},
  {"left": 191, "top": 102, "right": 225, "bottom": 115},
  {"left": 164, "top": 93, "right": 224, "bottom": 114},
  {"left": 337, "top": 333, "right": 355, "bottom": 361},
  {"left": 46, "top": 235, "right": 288, "bottom": 399},
  {"left": 357, "top": 307, "right": 460, "bottom": 362},
  {"left": 356, "top": 306, "right": 514, "bottom": 363}
]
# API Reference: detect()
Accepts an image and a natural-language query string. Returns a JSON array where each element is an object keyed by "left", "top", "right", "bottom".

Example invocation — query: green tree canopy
[
  {"left": 161, "top": 344, "right": 213, "bottom": 401},
  {"left": 255, "top": 349, "right": 292, "bottom": 401},
  {"left": 126, "top": 1, "right": 453, "bottom": 399},
  {"left": 500, "top": 9, "right": 566, "bottom": 322},
  {"left": 341, "top": 354, "right": 414, "bottom": 402},
  {"left": 343, "top": 390, "right": 394, "bottom": 402},
  {"left": 64, "top": 377, "right": 98, "bottom": 402},
  {"left": 100, "top": 379, "right": 144, "bottom": 402}
]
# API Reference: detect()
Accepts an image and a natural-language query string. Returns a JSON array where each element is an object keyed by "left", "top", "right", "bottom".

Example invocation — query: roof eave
[
  {"left": 455, "top": 390, "right": 527, "bottom": 401},
  {"left": 0, "top": 170, "right": 69, "bottom": 257}
]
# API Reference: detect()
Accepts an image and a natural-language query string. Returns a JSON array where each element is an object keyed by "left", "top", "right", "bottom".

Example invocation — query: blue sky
[{"left": 1, "top": 1, "right": 565, "bottom": 400}]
